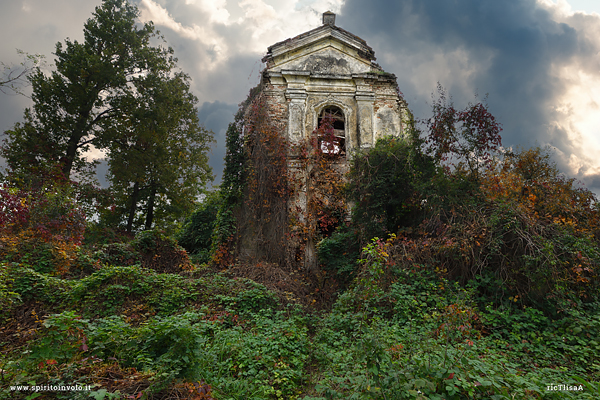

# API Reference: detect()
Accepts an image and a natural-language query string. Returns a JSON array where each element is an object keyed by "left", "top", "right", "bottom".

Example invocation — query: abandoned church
[
  {"left": 261, "top": 11, "right": 409, "bottom": 151},
  {"left": 235, "top": 12, "right": 411, "bottom": 269}
]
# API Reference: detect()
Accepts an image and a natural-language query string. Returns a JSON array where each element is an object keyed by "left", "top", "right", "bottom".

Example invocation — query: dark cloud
[
  {"left": 339, "top": 0, "right": 600, "bottom": 195},
  {"left": 198, "top": 101, "right": 238, "bottom": 186},
  {"left": 191, "top": 53, "right": 262, "bottom": 105}
]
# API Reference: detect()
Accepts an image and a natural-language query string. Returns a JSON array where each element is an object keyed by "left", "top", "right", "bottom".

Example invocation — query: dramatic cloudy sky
[{"left": 1, "top": 0, "right": 599, "bottom": 194}]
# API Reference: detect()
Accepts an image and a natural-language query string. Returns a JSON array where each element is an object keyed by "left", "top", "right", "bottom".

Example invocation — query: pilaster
[
  {"left": 283, "top": 72, "right": 309, "bottom": 142},
  {"left": 355, "top": 78, "right": 375, "bottom": 148}
]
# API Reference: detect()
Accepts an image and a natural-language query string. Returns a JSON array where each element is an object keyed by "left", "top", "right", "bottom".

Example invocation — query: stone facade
[
  {"left": 260, "top": 12, "right": 409, "bottom": 153},
  {"left": 243, "top": 12, "right": 409, "bottom": 269}
]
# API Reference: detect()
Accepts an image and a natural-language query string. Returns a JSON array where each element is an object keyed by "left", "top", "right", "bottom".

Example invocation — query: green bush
[
  {"left": 92, "top": 242, "right": 140, "bottom": 266},
  {"left": 86, "top": 315, "right": 135, "bottom": 359},
  {"left": 317, "top": 225, "right": 360, "bottom": 280},
  {"left": 201, "top": 306, "right": 309, "bottom": 399},
  {"left": 134, "top": 312, "right": 207, "bottom": 382},
  {"left": 68, "top": 265, "right": 198, "bottom": 316},
  {"left": 132, "top": 229, "right": 192, "bottom": 272},
  {"left": 216, "top": 279, "right": 279, "bottom": 316},
  {"left": 346, "top": 132, "right": 436, "bottom": 240},
  {"left": 0, "top": 263, "right": 21, "bottom": 320},
  {"left": 177, "top": 190, "right": 220, "bottom": 263},
  {"left": 8, "top": 263, "right": 74, "bottom": 304},
  {"left": 27, "top": 310, "right": 90, "bottom": 365}
]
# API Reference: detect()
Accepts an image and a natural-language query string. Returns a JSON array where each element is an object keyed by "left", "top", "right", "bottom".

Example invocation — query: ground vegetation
[{"left": 1, "top": 38, "right": 599, "bottom": 400}]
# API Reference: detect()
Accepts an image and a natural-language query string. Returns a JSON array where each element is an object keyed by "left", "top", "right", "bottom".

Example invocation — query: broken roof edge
[{"left": 262, "top": 23, "right": 376, "bottom": 64}]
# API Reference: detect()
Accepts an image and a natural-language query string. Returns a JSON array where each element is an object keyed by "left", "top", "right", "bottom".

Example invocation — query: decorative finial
[{"left": 323, "top": 11, "right": 335, "bottom": 26}]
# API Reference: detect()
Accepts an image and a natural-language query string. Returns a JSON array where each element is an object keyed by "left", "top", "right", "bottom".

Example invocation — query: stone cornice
[{"left": 263, "top": 24, "right": 376, "bottom": 66}]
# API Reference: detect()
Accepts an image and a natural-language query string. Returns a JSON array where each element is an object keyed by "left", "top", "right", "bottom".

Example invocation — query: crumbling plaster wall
[{"left": 261, "top": 70, "right": 407, "bottom": 153}]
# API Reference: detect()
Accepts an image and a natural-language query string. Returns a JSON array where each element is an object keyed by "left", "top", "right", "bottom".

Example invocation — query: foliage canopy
[{"left": 1, "top": 0, "right": 213, "bottom": 233}]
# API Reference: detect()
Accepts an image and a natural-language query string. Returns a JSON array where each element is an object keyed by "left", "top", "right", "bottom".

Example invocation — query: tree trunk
[
  {"left": 61, "top": 136, "right": 80, "bottom": 179},
  {"left": 145, "top": 184, "right": 157, "bottom": 230},
  {"left": 126, "top": 181, "right": 140, "bottom": 233},
  {"left": 61, "top": 107, "right": 92, "bottom": 179}
]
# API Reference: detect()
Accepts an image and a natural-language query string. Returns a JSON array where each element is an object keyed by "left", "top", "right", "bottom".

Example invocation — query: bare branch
[{"left": 0, "top": 49, "right": 46, "bottom": 96}]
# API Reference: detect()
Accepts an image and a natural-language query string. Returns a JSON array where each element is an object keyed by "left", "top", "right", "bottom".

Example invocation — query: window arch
[{"left": 317, "top": 106, "right": 345, "bottom": 155}]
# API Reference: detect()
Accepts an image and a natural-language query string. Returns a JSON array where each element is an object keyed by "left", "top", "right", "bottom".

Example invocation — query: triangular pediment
[{"left": 263, "top": 24, "right": 379, "bottom": 75}]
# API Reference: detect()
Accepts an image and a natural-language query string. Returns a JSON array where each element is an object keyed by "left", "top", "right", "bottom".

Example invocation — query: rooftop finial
[{"left": 323, "top": 11, "right": 335, "bottom": 26}]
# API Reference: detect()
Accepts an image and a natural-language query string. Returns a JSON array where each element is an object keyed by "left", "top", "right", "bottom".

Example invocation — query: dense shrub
[
  {"left": 177, "top": 190, "right": 220, "bottom": 263},
  {"left": 92, "top": 242, "right": 141, "bottom": 267},
  {"left": 0, "top": 263, "right": 21, "bottom": 321},
  {"left": 345, "top": 88, "right": 599, "bottom": 305},
  {"left": 90, "top": 229, "right": 194, "bottom": 272},
  {"left": 346, "top": 130, "right": 436, "bottom": 241},
  {"left": 4, "top": 262, "right": 74, "bottom": 307},
  {"left": 132, "top": 229, "right": 192, "bottom": 273},
  {"left": 0, "top": 183, "right": 86, "bottom": 276},
  {"left": 308, "top": 240, "right": 600, "bottom": 400},
  {"left": 316, "top": 225, "right": 361, "bottom": 280},
  {"left": 393, "top": 146, "right": 600, "bottom": 304}
]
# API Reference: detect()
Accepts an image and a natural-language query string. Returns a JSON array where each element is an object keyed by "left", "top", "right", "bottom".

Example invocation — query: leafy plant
[
  {"left": 346, "top": 123, "right": 436, "bottom": 241},
  {"left": 0, "top": 263, "right": 21, "bottom": 321},
  {"left": 131, "top": 229, "right": 192, "bottom": 273},
  {"left": 177, "top": 190, "right": 221, "bottom": 264},
  {"left": 27, "top": 311, "right": 90, "bottom": 365},
  {"left": 317, "top": 225, "right": 361, "bottom": 280},
  {"left": 0, "top": 182, "right": 87, "bottom": 276}
]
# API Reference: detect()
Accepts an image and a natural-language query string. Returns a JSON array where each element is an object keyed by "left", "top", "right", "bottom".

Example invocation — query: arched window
[{"left": 318, "top": 106, "right": 345, "bottom": 155}]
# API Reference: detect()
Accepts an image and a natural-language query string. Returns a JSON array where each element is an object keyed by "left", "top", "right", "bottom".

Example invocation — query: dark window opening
[{"left": 318, "top": 106, "right": 345, "bottom": 155}]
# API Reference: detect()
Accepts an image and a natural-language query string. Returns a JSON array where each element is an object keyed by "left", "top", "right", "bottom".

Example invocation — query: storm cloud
[
  {"left": 339, "top": 0, "right": 600, "bottom": 192},
  {"left": 1, "top": 0, "right": 599, "bottom": 193}
]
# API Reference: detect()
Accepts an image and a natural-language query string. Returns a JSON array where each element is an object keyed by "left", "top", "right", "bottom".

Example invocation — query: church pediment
[{"left": 262, "top": 14, "right": 379, "bottom": 76}]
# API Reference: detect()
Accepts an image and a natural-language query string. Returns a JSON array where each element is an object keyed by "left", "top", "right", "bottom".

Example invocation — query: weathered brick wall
[
  {"left": 261, "top": 79, "right": 289, "bottom": 135},
  {"left": 236, "top": 79, "right": 291, "bottom": 266},
  {"left": 372, "top": 74, "right": 405, "bottom": 141}
]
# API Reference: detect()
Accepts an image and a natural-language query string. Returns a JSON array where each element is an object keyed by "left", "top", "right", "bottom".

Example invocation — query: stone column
[
  {"left": 355, "top": 83, "right": 375, "bottom": 148},
  {"left": 283, "top": 72, "right": 315, "bottom": 269},
  {"left": 283, "top": 71, "right": 309, "bottom": 144}
]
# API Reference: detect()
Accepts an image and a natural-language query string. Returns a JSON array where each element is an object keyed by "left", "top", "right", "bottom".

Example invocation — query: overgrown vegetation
[
  {"left": 1, "top": 1, "right": 599, "bottom": 396},
  {"left": 177, "top": 190, "right": 221, "bottom": 264},
  {"left": 2, "top": 80, "right": 599, "bottom": 398},
  {"left": 346, "top": 117, "right": 436, "bottom": 241}
]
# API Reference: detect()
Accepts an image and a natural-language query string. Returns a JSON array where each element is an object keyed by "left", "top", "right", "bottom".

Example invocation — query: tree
[
  {"left": 177, "top": 190, "right": 221, "bottom": 263},
  {"left": 1, "top": 0, "right": 213, "bottom": 232},
  {"left": 105, "top": 71, "right": 213, "bottom": 232},
  {"left": 0, "top": 49, "right": 45, "bottom": 95},
  {"left": 347, "top": 118, "right": 436, "bottom": 240},
  {"left": 1, "top": 0, "right": 175, "bottom": 181},
  {"left": 425, "top": 84, "right": 502, "bottom": 178}
]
